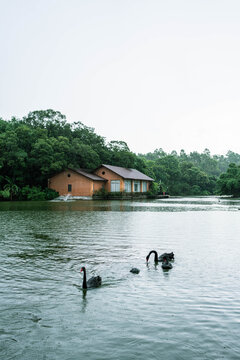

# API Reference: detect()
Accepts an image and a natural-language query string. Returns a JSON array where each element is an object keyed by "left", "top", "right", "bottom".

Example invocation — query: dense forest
[
  {"left": 138, "top": 148, "right": 240, "bottom": 196},
  {"left": 0, "top": 109, "right": 240, "bottom": 200}
]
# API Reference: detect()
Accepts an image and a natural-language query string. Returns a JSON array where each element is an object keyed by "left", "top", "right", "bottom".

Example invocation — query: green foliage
[
  {"left": 70, "top": 140, "right": 100, "bottom": 169},
  {"left": 44, "top": 188, "right": 59, "bottom": 200},
  {"left": 20, "top": 186, "right": 45, "bottom": 200},
  {"left": 3, "top": 176, "right": 19, "bottom": 200},
  {"left": 93, "top": 187, "right": 109, "bottom": 199},
  {"left": 1, "top": 108, "right": 240, "bottom": 199},
  {"left": 0, "top": 189, "right": 10, "bottom": 200},
  {"left": 139, "top": 147, "right": 240, "bottom": 196},
  {"left": 217, "top": 163, "right": 240, "bottom": 197},
  {"left": 0, "top": 109, "right": 146, "bottom": 200},
  {"left": 108, "top": 140, "right": 130, "bottom": 152},
  {"left": 147, "top": 182, "right": 159, "bottom": 196},
  {"left": 20, "top": 186, "right": 59, "bottom": 201}
]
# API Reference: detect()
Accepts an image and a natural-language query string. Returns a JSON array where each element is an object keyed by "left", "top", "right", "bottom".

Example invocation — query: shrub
[
  {"left": 44, "top": 188, "right": 59, "bottom": 200},
  {"left": 147, "top": 182, "right": 159, "bottom": 196},
  {"left": 93, "top": 188, "right": 109, "bottom": 199},
  {"left": 20, "top": 186, "right": 58, "bottom": 201},
  {"left": 0, "top": 189, "right": 10, "bottom": 200},
  {"left": 20, "top": 186, "right": 44, "bottom": 200}
]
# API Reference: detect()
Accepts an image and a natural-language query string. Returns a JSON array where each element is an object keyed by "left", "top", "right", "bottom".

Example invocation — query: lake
[{"left": 1, "top": 197, "right": 240, "bottom": 359}]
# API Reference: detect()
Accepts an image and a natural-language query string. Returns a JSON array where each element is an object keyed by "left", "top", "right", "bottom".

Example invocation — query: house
[
  {"left": 94, "top": 164, "right": 153, "bottom": 193},
  {"left": 48, "top": 164, "right": 154, "bottom": 197},
  {"left": 48, "top": 168, "right": 107, "bottom": 197}
]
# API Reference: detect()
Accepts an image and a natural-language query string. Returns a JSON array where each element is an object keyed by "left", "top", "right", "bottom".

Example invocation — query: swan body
[
  {"left": 146, "top": 250, "right": 174, "bottom": 263},
  {"left": 130, "top": 268, "right": 140, "bottom": 274},
  {"left": 161, "top": 257, "right": 173, "bottom": 269},
  {"left": 80, "top": 267, "right": 102, "bottom": 289},
  {"left": 158, "top": 252, "right": 174, "bottom": 262}
]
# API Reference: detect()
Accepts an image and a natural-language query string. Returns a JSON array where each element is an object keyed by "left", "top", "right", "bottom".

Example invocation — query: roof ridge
[{"left": 100, "top": 164, "right": 154, "bottom": 181}]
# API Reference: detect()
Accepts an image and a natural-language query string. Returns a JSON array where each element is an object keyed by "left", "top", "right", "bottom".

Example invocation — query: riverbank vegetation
[{"left": 1, "top": 109, "right": 240, "bottom": 200}]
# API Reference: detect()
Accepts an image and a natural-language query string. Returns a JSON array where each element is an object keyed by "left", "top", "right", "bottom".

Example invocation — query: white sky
[{"left": 1, "top": 0, "right": 240, "bottom": 155}]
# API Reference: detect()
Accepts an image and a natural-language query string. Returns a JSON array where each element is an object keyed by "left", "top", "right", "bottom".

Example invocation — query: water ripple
[{"left": 1, "top": 198, "right": 240, "bottom": 359}]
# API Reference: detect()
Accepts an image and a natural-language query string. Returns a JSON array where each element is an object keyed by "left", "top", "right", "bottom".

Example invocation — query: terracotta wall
[
  {"left": 95, "top": 166, "right": 124, "bottom": 192},
  {"left": 48, "top": 169, "right": 104, "bottom": 196},
  {"left": 93, "top": 181, "right": 105, "bottom": 193}
]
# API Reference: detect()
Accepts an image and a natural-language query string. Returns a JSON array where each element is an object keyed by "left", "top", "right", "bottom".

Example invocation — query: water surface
[{"left": 1, "top": 197, "right": 240, "bottom": 359}]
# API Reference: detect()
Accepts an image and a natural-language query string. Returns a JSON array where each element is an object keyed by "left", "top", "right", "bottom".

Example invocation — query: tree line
[
  {"left": 0, "top": 109, "right": 239, "bottom": 200},
  {"left": 138, "top": 148, "right": 240, "bottom": 196}
]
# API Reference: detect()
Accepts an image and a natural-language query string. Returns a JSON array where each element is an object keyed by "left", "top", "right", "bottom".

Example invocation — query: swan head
[{"left": 80, "top": 267, "right": 86, "bottom": 272}]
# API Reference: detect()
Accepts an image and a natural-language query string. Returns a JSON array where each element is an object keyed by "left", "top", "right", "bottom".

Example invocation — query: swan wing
[{"left": 87, "top": 275, "right": 102, "bottom": 288}]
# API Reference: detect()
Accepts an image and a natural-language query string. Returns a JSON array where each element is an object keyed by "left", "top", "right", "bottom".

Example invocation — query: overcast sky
[{"left": 1, "top": 0, "right": 240, "bottom": 155}]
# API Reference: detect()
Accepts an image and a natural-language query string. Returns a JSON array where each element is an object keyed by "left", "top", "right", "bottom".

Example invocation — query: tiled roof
[
  {"left": 101, "top": 164, "right": 154, "bottom": 181},
  {"left": 71, "top": 168, "right": 107, "bottom": 181}
]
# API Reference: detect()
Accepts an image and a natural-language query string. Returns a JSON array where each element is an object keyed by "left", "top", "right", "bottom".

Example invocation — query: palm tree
[{"left": 4, "top": 176, "right": 19, "bottom": 201}]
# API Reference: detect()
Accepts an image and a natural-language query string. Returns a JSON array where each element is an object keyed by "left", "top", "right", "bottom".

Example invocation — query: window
[
  {"left": 124, "top": 180, "right": 131, "bottom": 192},
  {"left": 134, "top": 180, "right": 140, "bottom": 192},
  {"left": 111, "top": 180, "right": 120, "bottom": 192},
  {"left": 142, "top": 181, "right": 147, "bottom": 192},
  {"left": 68, "top": 184, "right": 72, "bottom": 192}
]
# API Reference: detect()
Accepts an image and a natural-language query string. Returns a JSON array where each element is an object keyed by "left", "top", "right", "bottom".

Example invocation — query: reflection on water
[
  {"left": 1, "top": 197, "right": 240, "bottom": 359},
  {"left": 0, "top": 195, "right": 240, "bottom": 213}
]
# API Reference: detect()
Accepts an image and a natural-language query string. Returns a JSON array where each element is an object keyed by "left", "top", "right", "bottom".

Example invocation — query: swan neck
[
  {"left": 149, "top": 250, "right": 158, "bottom": 262},
  {"left": 82, "top": 268, "right": 87, "bottom": 289}
]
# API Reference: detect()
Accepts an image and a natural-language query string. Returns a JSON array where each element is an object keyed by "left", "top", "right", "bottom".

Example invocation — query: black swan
[
  {"left": 80, "top": 267, "right": 102, "bottom": 289},
  {"left": 130, "top": 268, "right": 140, "bottom": 274},
  {"left": 146, "top": 250, "right": 174, "bottom": 263},
  {"left": 161, "top": 256, "right": 173, "bottom": 269}
]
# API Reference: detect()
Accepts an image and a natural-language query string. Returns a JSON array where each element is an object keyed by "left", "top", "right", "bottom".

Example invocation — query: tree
[
  {"left": 226, "top": 151, "right": 240, "bottom": 165},
  {"left": 70, "top": 140, "right": 101, "bottom": 169},
  {"left": 108, "top": 140, "right": 130, "bottom": 152},
  {"left": 3, "top": 176, "right": 19, "bottom": 200},
  {"left": 217, "top": 163, "right": 240, "bottom": 197},
  {"left": 0, "top": 129, "right": 28, "bottom": 183}
]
